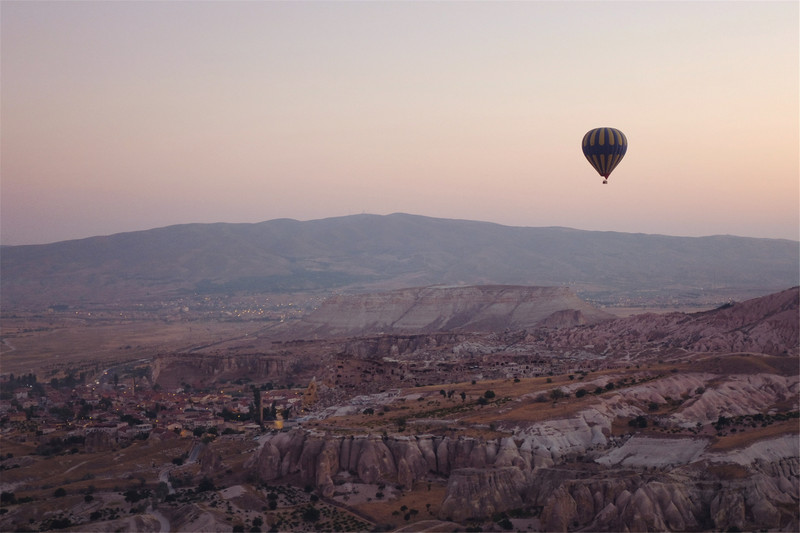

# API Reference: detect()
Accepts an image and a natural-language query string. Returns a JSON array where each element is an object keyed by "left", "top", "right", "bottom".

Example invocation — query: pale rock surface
[
  {"left": 595, "top": 436, "right": 708, "bottom": 468},
  {"left": 707, "top": 434, "right": 799, "bottom": 466},
  {"left": 284, "top": 285, "right": 613, "bottom": 338},
  {"left": 438, "top": 467, "right": 528, "bottom": 522}
]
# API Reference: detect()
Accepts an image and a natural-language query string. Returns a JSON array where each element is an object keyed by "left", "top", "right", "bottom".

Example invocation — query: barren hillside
[
  {"left": 539, "top": 286, "right": 800, "bottom": 357},
  {"left": 279, "top": 285, "right": 615, "bottom": 339},
  {"left": 2, "top": 214, "right": 797, "bottom": 309}
]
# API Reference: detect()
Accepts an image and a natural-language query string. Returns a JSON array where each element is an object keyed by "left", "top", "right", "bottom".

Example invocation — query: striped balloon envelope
[{"left": 582, "top": 127, "right": 627, "bottom": 184}]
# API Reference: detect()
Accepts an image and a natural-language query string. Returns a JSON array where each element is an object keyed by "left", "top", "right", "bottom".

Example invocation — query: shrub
[
  {"left": 498, "top": 517, "right": 513, "bottom": 530},
  {"left": 550, "top": 388, "right": 567, "bottom": 400}
]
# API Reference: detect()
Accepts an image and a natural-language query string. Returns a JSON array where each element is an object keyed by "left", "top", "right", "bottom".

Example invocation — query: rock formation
[
  {"left": 281, "top": 285, "right": 615, "bottom": 339},
  {"left": 152, "top": 353, "right": 288, "bottom": 389},
  {"left": 247, "top": 425, "right": 798, "bottom": 529},
  {"left": 540, "top": 286, "right": 799, "bottom": 357},
  {"left": 439, "top": 467, "right": 528, "bottom": 521}
]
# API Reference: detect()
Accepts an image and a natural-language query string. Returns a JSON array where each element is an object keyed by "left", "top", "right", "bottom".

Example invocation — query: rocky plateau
[
  {"left": 215, "top": 286, "right": 800, "bottom": 532},
  {"left": 2, "top": 284, "right": 798, "bottom": 532}
]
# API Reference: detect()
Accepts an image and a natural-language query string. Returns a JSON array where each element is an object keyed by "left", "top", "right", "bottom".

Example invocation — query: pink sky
[{"left": 2, "top": 1, "right": 798, "bottom": 245}]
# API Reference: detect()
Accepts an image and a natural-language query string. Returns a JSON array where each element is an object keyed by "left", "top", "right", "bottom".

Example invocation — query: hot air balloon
[{"left": 582, "top": 127, "right": 627, "bottom": 184}]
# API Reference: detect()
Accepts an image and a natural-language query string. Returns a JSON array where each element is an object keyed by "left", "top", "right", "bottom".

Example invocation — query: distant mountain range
[{"left": 1, "top": 213, "right": 798, "bottom": 309}]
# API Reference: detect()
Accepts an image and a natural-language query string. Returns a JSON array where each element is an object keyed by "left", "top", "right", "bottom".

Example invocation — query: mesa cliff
[{"left": 279, "top": 285, "right": 614, "bottom": 339}]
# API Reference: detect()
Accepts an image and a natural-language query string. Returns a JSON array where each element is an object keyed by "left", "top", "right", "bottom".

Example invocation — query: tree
[
  {"left": 302, "top": 506, "right": 320, "bottom": 522},
  {"left": 98, "top": 396, "right": 112, "bottom": 410},
  {"left": 251, "top": 386, "right": 262, "bottom": 421},
  {"left": 198, "top": 476, "right": 215, "bottom": 492},
  {"left": 155, "top": 482, "right": 170, "bottom": 501},
  {"left": 629, "top": 415, "right": 647, "bottom": 428}
]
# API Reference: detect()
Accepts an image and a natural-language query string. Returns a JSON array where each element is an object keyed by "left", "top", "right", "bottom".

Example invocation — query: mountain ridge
[{"left": 2, "top": 213, "right": 797, "bottom": 309}]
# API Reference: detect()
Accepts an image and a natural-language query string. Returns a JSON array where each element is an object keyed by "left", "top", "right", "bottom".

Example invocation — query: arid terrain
[
  {"left": 1, "top": 216, "right": 798, "bottom": 531},
  {"left": 1, "top": 283, "right": 798, "bottom": 532}
]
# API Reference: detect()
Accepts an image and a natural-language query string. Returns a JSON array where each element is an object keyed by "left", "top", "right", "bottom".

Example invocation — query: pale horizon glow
[{"left": 2, "top": 1, "right": 798, "bottom": 245}]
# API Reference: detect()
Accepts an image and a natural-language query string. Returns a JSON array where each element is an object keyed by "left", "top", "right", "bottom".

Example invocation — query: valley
[
  {"left": 1, "top": 286, "right": 797, "bottom": 532},
  {"left": 1, "top": 216, "right": 798, "bottom": 531}
]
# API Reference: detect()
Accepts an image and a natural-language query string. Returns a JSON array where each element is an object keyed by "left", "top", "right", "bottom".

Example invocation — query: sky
[{"left": 1, "top": 1, "right": 798, "bottom": 245}]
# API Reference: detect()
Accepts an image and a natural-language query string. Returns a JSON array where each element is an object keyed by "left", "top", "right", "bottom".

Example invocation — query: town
[{"left": 0, "top": 368, "right": 312, "bottom": 455}]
